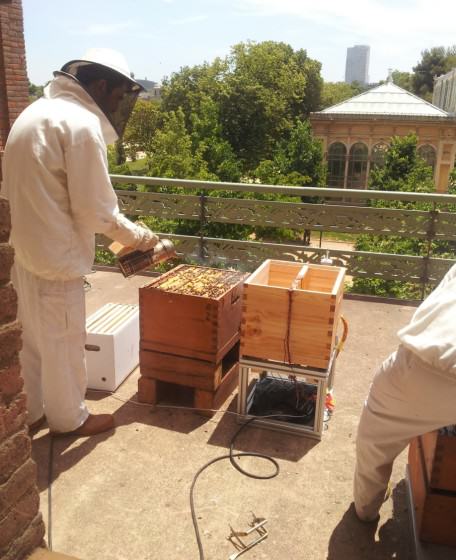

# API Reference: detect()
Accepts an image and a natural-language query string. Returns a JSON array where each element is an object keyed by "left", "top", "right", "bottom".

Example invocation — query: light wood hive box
[
  {"left": 241, "top": 260, "right": 346, "bottom": 369},
  {"left": 408, "top": 431, "right": 456, "bottom": 547}
]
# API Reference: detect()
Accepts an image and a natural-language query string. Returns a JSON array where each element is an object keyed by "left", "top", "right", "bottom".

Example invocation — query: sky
[{"left": 23, "top": 0, "right": 456, "bottom": 86}]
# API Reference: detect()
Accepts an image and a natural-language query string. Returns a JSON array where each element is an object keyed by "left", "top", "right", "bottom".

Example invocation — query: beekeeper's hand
[{"left": 135, "top": 224, "right": 159, "bottom": 252}]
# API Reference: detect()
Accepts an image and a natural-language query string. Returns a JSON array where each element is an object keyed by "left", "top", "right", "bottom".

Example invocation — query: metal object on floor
[
  {"left": 237, "top": 351, "right": 337, "bottom": 440},
  {"left": 227, "top": 513, "right": 268, "bottom": 560}
]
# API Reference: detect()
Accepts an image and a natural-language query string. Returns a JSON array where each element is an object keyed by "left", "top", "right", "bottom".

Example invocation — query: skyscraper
[{"left": 345, "top": 45, "right": 370, "bottom": 85}]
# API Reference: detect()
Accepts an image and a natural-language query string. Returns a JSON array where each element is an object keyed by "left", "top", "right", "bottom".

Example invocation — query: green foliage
[
  {"left": 369, "top": 134, "right": 435, "bottom": 196},
  {"left": 161, "top": 40, "right": 322, "bottom": 170},
  {"left": 412, "top": 46, "right": 456, "bottom": 99},
  {"left": 189, "top": 95, "right": 242, "bottom": 182},
  {"left": 28, "top": 81, "right": 44, "bottom": 100},
  {"left": 351, "top": 134, "right": 455, "bottom": 298},
  {"left": 219, "top": 41, "right": 322, "bottom": 168},
  {"left": 253, "top": 119, "right": 325, "bottom": 189},
  {"left": 449, "top": 166, "right": 456, "bottom": 191},
  {"left": 94, "top": 249, "right": 116, "bottom": 265},
  {"left": 391, "top": 70, "right": 413, "bottom": 92},
  {"left": 320, "top": 81, "right": 366, "bottom": 109},
  {"left": 123, "top": 99, "right": 161, "bottom": 160},
  {"left": 147, "top": 108, "right": 216, "bottom": 181}
]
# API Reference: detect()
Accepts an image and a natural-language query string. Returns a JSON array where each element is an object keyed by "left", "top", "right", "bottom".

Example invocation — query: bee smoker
[{"left": 117, "top": 239, "right": 176, "bottom": 278}]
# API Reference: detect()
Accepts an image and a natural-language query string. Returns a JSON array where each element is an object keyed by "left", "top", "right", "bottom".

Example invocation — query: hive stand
[
  {"left": 237, "top": 351, "right": 337, "bottom": 440},
  {"left": 138, "top": 341, "right": 240, "bottom": 417}
]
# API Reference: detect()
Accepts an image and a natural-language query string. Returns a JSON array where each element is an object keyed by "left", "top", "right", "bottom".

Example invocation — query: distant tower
[{"left": 345, "top": 45, "right": 370, "bottom": 85}]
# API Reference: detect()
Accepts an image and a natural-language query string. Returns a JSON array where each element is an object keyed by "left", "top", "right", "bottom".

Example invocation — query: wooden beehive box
[
  {"left": 408, "top": 432, "right": 456, "bottom": 547},
  {"left": 139, "top": 265, "right": 247, "bottom": 363},
  {"left": 241, "top": 260, "right": 346, "bottom": 369}
]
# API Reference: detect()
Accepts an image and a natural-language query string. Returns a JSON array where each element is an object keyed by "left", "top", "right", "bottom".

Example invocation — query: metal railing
[{"left": 96, "top": 174, "right": 456, "bottom": 296}]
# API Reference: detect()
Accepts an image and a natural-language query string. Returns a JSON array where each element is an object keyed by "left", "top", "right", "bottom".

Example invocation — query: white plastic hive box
[{"left": 85, "top": 303, "right": 139, "bottom": 391}]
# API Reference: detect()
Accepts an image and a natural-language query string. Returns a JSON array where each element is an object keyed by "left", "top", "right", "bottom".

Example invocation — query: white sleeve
[
  {"left": 437, "top": 263, "right": 456, "bottom": 289},
  {"left": 65, "top": 129, "right": 150, "bottom": 248}
]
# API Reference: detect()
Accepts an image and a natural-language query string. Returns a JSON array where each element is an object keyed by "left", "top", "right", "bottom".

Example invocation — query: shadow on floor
[
  {"left": 326, "top": 480, "right": 413, "bottom": 560},
  {"left": 207, "top": 395, "right": 319, "bottom": 462},
  {"left": 32, "top": 429, "right": 115, "bottom": 493}
]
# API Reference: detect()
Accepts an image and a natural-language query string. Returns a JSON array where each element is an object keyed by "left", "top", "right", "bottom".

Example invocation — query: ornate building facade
[{"left": 310, "top": 80, "right": 456, "bottom": 193}]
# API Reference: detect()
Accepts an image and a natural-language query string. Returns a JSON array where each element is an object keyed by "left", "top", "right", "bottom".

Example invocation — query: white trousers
[
  {"left": 354, "top": 345, "right": 456, "bottom": 521},
  {"left": 12, "top": 262, "right": 89, "bottom": 432}
]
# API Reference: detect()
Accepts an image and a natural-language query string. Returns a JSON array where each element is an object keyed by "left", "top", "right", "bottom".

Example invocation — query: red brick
[
  {"left": 0, "top": 243, "right": 14, "bottom": 284},
  {"left": 0, "top": 489, "right": 40, "bottom": 552},
  {"left": 0, "top": 321, "right": 22, "bottom": 368},
  {"left": 0, "top": 428, "right": 30, "bottom": 484},
  {"left": 0, "top": 198, "right": 11, "bottom": 242},
  {"left": 0, "top": 458, "right": 37, "bottom": 514},
  {"left": 0, "top": 391, "right": 27, "bottom": 443},
  {"left": 0, "top": 359, "right": 23, "bottom": 403},
  {"left": 0, "top": 283, "right": 17, "bottom": 324},
  {"left": 1, "top": 513, "right": 45, "bottom": 560}
]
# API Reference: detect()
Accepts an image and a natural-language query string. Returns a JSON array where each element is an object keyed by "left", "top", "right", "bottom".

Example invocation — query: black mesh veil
[{"left": 59, "top": 60, "right": 143, "bottom": 138}]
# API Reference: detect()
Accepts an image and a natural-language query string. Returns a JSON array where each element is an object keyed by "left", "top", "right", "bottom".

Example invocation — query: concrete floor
[{"left": 30, "top": 269, "right": 453, "bottom": 560}]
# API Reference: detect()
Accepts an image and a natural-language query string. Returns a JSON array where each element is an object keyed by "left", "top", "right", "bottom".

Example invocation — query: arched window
[
  {"left": 418, "top": 144, "right": 436, "bottom": 171},
  {"left": 327, "top": 142, "right": 346, "bottom": 187},
  {"left": 347, "top": 142, "right": 368, "bottom": 189},
  {"left": 371, "top": 142, "right": 389, "bottom": 170}
]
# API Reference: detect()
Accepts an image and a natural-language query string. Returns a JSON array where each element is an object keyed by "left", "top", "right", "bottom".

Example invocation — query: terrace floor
[{"left": 30, "top": 269, "right": 454, "bottom": 560}]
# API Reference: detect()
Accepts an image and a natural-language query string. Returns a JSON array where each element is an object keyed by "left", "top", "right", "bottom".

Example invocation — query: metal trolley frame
[{"left": 237, "top": 350, "right": 337, "bottom": 440}]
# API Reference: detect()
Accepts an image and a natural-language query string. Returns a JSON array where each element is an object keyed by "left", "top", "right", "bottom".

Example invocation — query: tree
[
  {"left": 253, "top": 119, "right": 325, "bottom": 188},
  {"left": 147, "top": 108, "right": 215, "bottom": 181},
  {"left": 161, "top": 58, "right": 228, "bottom": 130},
  {"left": 369, "top": 134, "right": 434, "bottom": 194},
  {"left": 189, "top": 95, "right": 242, "bottom": 182},
  {"left": 28, "top": 81, "right": 44, "bottom": 100},
  {"left": 123, "top": 99, "right": 161, "bottom": 160},
  {"left": 320, "top": 81, "right": 366, "bottom": 109},
  {"left": 391, "top": 70, "right": 413, "bottom": 92},
  {"left": 220, "top": 41, "right": 322, "bottom": 168},
  {"left": 412, "top": 46, "right": 456, "bottom": 100},
  {"left": 351, "top": 135, "right": 445, "bottom": 298},
  {"left": 161, "top": 41, "right": 323, "bottom": 171}
]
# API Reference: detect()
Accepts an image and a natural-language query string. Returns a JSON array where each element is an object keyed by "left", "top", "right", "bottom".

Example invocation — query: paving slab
[{"left": 29, "top": 270, "right": 452, "bottom": 559}]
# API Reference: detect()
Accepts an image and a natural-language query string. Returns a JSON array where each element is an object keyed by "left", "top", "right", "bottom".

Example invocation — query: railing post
[
  {"left": 198, "top": 190, "right": 207, "bottom": 264},
  {"left": 422, "top": 203, "right": 438, "bottom": 299}
]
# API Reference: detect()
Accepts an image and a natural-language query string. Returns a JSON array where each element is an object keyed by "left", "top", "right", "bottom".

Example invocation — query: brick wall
[
  {"left": 0, "top": 198, "right": 45, "bottom": 559},
  {"left": 0, "top": 0, "right": 30, "bottom": 178},
  {"left": 0, "top": 1, "right": 46, "bottom": 558}
]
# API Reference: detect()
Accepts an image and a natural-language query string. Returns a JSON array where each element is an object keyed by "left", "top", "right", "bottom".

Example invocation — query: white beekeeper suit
[
  {"left": 1, "top": 50, "right": 158, "bottom": 433},
  {"left": 354, "top": 263, "right": 456, "bottom": 521}
]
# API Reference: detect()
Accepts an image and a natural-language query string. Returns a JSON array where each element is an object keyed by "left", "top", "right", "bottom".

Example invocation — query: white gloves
[
  {"left": 134, "top": 223, "right": 160, "bottom": 252},
  {"left": 106, "top": 213, "right": 160, "bottom": 253}
]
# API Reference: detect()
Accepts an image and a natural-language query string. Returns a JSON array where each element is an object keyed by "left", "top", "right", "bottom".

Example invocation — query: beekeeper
[
  {"left": 1, "top": 49, "right": 159, "bottom": 437},
  {"left": 354, "top": 263, "right": 456, "bottom": 522}
]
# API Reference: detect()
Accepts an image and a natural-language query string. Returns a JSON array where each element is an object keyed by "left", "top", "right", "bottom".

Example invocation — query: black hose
[{"left": 189, "top": 415, "right": 305, "bottom": 560}]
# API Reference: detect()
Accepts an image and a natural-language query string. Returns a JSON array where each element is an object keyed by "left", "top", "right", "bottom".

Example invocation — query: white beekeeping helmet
[
  {"left": 60, "top": 48, "right": 143, "bottom": 91},
  {"left": 59, "top": 48, "right": 144, "bottom": 137}
]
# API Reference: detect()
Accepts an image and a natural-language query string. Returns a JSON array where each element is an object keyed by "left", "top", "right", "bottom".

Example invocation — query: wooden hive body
[
  {"left": 241, "top": 260, "right": 346, "bottom": 369},
  {"left": 139, "top": 264, "right": 247, "bottom": 364},
  {"left": 408, "top": 432, "right": 456, "bottom": 547}
]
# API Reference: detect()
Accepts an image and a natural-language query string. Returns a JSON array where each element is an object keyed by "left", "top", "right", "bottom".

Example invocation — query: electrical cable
[
  {"left": 47, "top": 435, "right": 54, "bottom": 551},
  {"left": 189, "top": 412, "right": 322, "bottom": 560},
  {"left": 45, "top": 392, "right": 331, "bottom": 558},
  {"left": 190, "top": 416, "right": 279, "bottom": 560}
]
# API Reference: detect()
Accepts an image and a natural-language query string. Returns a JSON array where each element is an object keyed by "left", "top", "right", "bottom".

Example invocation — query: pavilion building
[{"left": 310, "top": 78, "right": 456, "bottom": 193}]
